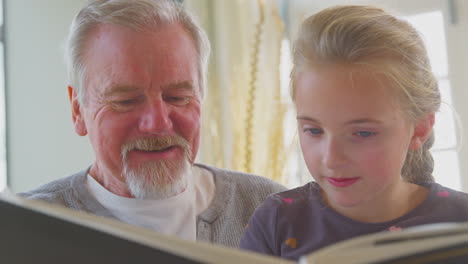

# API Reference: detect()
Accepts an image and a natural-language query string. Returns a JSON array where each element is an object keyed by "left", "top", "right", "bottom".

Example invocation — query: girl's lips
[{"left": 326, "top": 177, "right": 359, "bottom": 187}]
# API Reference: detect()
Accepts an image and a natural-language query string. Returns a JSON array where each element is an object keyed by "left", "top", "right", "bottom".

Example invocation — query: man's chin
[{"left": 123, "top": 159, "right": 191, "bottom": 200}]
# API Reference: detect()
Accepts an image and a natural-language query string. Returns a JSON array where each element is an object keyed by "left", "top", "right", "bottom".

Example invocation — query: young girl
[{"left": 240, "top": 5, "right": 468, "bottom": 260}]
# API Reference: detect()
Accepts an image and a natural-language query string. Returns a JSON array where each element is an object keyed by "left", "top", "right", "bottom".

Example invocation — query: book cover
[
  {"left": 0, "top": 191, "right": 291, "bottom": 264},
  {"left": 3, "top": 190, "right": 468, "bottom": 264}
]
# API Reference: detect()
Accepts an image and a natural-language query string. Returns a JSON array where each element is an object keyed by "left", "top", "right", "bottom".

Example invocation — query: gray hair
[
  {"left": 65, "top": 0, "right": 210, "bottom": 104},
  {"left": 291, "top": 5, "right": 441, "bottom": 183}
]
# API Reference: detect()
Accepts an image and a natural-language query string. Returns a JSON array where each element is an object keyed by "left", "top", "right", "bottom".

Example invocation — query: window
[{"left": 404, "top": 11, "right": 461, "bottom": 190}]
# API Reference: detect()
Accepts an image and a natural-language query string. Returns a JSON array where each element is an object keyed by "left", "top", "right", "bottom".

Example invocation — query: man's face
[{"left": 70, "top": 23, "right": 201, "bottom": 199}]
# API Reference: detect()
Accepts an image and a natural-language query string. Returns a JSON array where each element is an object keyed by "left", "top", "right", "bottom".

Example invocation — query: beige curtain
[{"left": 186, "top": 0, "right": 290, "bottom": 184}]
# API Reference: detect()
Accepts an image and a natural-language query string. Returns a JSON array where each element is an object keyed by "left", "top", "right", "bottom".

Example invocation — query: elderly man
[{"left": 20, "top": 0, "right": 285, "bottom": 248}]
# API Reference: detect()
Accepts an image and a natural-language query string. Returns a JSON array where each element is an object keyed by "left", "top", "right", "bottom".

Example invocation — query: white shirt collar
[{"left": 85, "top": 165, "right": 215, "bottom": 241}]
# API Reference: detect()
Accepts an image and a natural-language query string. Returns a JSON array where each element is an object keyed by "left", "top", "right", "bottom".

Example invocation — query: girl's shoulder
[
  {"left": 260, "top": 181, "right": 324, "bottom": 215},
  {"left": 426, "top": 182, "right": 468, "bottom": 201},
  {"left": 420, "top": 182, "right": 468, "bottom": 218},
  {"left": 269, "top": 181, "right": 319, "bottom": 202}
]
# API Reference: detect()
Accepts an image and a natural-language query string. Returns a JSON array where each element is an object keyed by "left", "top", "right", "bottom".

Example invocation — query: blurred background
[{"left": 2, "top": 0, "right": 468, "bottom": 192}]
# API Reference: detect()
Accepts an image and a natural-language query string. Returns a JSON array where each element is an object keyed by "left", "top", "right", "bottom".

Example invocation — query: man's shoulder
[
  {"left": 195, "top": 164, "right": 287, "bottom": 247},
  {"left": 18, "top": 170, "right": 87, "bottom": 205},
  {"left": 196, "top": 164, "right": 287, "bottom": 195}
]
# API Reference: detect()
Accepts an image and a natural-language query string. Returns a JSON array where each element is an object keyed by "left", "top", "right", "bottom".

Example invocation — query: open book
[
  {"left": 300, "top": 222, "right": 468, "bottom": 264},
  {"left": 2, "top": 190, "right": 468, "bottom": 264}
]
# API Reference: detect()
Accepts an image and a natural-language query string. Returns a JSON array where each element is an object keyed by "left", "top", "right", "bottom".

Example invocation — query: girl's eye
[
  {"left": 304, "top": 128, "right": 323, "bottom": 136},
  {"left": 354, "top": 131, "right": 377, "bottom": 138}
]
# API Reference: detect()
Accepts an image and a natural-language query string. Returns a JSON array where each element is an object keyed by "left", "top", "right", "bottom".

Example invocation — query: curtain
[{"left": 185, "top": 0, "right": 291, "bottom": 184}]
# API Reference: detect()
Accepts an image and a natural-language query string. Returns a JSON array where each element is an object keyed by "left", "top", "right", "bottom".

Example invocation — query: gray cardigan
[{"left": 19, "top": 164, "right": 286, "bottom": 248}]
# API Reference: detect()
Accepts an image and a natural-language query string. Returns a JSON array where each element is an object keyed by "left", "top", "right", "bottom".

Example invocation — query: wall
[{"left": 5, "top": 0, "right": 92, "bottom": 192}]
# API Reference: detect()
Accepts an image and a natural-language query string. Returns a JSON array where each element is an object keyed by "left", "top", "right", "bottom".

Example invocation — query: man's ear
[
  {"left": 68, "top": 86, "right": 88, "bottom": 136},
  {"left": 409, "top": 113, "right": 435, "bottom": 150}
]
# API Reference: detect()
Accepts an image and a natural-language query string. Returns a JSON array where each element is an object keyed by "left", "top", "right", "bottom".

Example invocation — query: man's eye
[
  {"left": 354, "top": 131, "right": 377, "bottom": 138},
  {"left": 110, "top": 97, "right": 143, "bottom": 111},
  {"left": 164, "top": 96, "right": 190, "bottom": 105},
  {"left": 304, "top": 128, "right": 323, "bottom": 136},
  {"left": 116, "top": 99, "right": 137, "bottom": 105}
]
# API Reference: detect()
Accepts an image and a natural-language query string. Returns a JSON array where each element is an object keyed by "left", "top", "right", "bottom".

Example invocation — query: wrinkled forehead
[{"left": 82, "top": 23, "right": 200, "bottom": 96}]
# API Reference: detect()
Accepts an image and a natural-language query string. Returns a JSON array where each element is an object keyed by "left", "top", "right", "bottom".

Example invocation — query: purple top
[{"left": 240, "top": 182, "right": 468, "bottom": 260}]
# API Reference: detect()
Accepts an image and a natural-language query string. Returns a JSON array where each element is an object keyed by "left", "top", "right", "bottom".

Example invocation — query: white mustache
[{"left": 121, "top": 136, "right": 191, "bottom": 160}]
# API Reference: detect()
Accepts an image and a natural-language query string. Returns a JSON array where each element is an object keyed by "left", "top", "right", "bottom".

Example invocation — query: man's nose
[
  {"left": 138, "top": 98, "right": 173, "bottom": 133},
  {"left": 322, "top": 138, "right": 349, "bottom": 169}
]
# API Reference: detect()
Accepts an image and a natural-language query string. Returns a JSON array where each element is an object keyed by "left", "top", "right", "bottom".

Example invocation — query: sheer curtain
[{"left": 185, "top": 0, "right": 290, "bottom": 183}]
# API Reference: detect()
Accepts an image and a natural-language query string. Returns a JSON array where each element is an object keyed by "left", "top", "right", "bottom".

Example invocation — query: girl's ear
[
  {"left": 68, "top": 86, "right": 88, "bottom": 136},
  {"left": 409, "top": 113, "right": 435, "bottom": 150}
]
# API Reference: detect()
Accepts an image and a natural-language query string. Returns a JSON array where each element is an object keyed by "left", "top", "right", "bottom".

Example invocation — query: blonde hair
[
  {"left": 65, "top": 0, "right": 210, "bottom": 104},
  {"left": 291, "top": 5, "right": 441, "bottom": 183}
]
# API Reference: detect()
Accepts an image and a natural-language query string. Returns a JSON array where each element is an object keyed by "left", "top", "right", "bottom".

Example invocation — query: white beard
[
  {"left": 120, "top": 136, "right": 192, "bottom": 200},
  {"left": 123, "top": 157, "right": 191, "bottom": 200}
]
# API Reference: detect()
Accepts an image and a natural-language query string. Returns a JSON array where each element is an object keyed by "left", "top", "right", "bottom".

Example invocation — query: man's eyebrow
[
  {"left": 102, "top": 81, "right": 195, "bottom": 97},
  {"left": 103, "top": 85, "right": 140, "bottom": 97},
  {"left": 163, "top": 81, "right": 194, "bottom": 91}
]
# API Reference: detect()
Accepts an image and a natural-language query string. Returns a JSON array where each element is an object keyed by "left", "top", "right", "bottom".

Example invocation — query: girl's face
[{"left": 295, "top": 64, "right": 426, "bottom": 215}]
